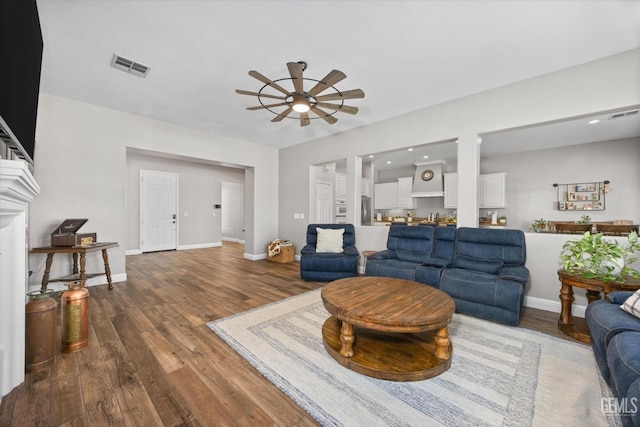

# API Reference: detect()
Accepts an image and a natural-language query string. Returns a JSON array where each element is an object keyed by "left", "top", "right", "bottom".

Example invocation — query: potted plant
[
  {"left": 576, "top": 214, "right": 591, "bottom": 224},
  {"left": 498, "top": 216, "right": 507, "bottom": 225},
  {"left": 531, "top": 218, "right": 547, "bottom": 232},
  {"left": 559, "top": 231, "right": 640, "bottom": 283}
]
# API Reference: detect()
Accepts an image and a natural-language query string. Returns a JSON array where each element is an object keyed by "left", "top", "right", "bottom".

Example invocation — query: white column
[
  {"left": 456, "top": 133, "right": 480, "bottom": 227},
  {"left": 346, "top": 156, "right": 362, "bottom": 226}
]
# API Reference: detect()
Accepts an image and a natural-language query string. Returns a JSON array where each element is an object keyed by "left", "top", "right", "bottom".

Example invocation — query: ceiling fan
[{"left": 236, "top": 61, "right": 365, "bottom": 127}]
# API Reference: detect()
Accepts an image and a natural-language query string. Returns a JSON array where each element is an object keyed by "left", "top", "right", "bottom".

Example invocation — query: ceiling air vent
[
  {"left": 110, "top": 54, "right": 150, "bottom": 78},
  {"left": 608, "top": 109, "right": 639, "bottom": 120}
]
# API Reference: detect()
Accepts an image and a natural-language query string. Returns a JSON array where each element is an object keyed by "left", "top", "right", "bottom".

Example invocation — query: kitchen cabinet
[
  {"left": 444, "top": 173, "right": 458, "bottom": 209},
  {"left": 335, "top": 173, "right": 347, "bottom": 200},
  {"left": 444, "top": 172, "right": 506, "bottom": 209},
  {"left": 361, "top": 177, "right": 371, "bottom": 197},
  {"left": 479, "top": 173, "right": 506, "bottom": 208},
  {"left": 374, "top": 182, "right": 398, "bottom": 209},
  {"left": 397, "top": 177, "right": 416, "bottom": 209}
]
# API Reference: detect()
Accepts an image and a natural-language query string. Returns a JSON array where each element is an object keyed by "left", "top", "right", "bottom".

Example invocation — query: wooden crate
[{"left": 267, "top": 245, "right": 295, "bottom": 263}]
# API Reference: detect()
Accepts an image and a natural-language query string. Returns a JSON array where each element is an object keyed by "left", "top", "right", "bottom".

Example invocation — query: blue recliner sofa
[
  {"left": 439, "top": 227, "right": 529, "bottom": 326},
  {"left": 300, "top": 224, "right": 359, "bottom": 281},
  {"left": 365, "top": 225, "right": 529, "bottom": 325},
  {"left": 586, "top": 292, "right": 640, "bottom": 427}
]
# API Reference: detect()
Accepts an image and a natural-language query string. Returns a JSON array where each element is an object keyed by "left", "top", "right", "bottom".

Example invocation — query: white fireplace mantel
[
  {"left": 0, "top": 159, "right": 40, "bottom": 228},
  {"left": 0, "top": 158, "right": 40, "bottom": 399}
]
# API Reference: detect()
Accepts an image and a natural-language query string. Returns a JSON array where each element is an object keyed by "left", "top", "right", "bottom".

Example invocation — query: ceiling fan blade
[
  {"left": 287, "top": 62, "right": 304, "bottom": 94},
  {"left": 246, "top": 102, "right": 289, "bottom": 111},
  {"left": 310, "top": 106, "right": 338, "bottom": 125},
  {"left": 248, "top": 70, "right": 291, "bottom": 96},
  {"left": 307, "top": 70, "right": 347, "bottom": 97},
  {"left": 271, "top": 106, "right": 293, "bottom": 122},
  {"left": 315, "top": 102, "right": 359, "bottom": 115},
  {"left": 315, "top": 89, "right": 365, "bottom": 102},
  {"left": 300, "top": 112, "right": 310, "bottom": 127},
  {"left": 235, "top": 89, "right": 286, "bottom": 101}
]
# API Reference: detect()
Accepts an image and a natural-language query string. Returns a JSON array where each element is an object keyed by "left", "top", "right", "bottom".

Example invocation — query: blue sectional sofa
[
  {"left": 586, "top": 292, "right": 640, "bottom": 427},
  {"left": 365, "top": 224, "right": 529, "bottom": 325}
]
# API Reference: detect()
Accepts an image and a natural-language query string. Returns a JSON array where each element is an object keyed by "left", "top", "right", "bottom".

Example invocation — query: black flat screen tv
[{"left": 0, "top": 0, "right": 43, "bottom": 162}]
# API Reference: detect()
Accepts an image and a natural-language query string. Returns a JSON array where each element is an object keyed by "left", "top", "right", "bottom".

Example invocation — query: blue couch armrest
[
  {"left": 367, "top": 250, "right": 396, "bottom": 260},
  {"left": 301, "top": 244, "right": 316, "bottom": 255},
  {"left": 607, "top": 291, "right": 635, "bottom": 305},
  {"left": 344, "top": 246, "right": 359, "bottom": 256},
  {"left": 498, "top": 266, "right": 529, "bottom": 284}
]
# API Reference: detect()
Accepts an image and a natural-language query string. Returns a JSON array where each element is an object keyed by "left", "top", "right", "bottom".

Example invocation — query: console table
[
  {"left": 557, "top": 270, "right": 640, "bottom": 344},
  {"left": 31, "top": 242, "right": 119, "bottom": 292}
]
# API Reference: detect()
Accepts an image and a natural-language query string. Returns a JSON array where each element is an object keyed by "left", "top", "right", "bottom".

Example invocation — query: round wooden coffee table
[{"left": 321, "top": 276, "right": 455, "bottom": 381}]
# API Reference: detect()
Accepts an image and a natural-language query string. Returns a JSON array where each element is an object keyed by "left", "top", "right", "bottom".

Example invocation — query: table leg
[
  {"left": 586, "top": 290, "right": 602, "bottom": 304},
  {"left": 40, "top": 253, "right": 54, "bottom": 293},
  {"left": 340, "top": 321, "right": 355, "bottom": 358},
  {"left": 559, "top": 282, "right": 574, "bottom": 326},
  {"left": 102, "top": 249, "right": 113, "bottom": 290},
  {"left": 72, "top": 253, "right": 79, "bottom": 275},
  {"left": 79, "top": 253, "right": 87, "bottom": 287},
  {"left": 434, "top": 326, "right": 450, "bottom": 360}
]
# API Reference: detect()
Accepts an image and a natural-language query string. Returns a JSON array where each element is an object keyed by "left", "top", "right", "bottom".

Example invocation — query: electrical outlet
[
  {"left": 299, "top": 213, "right": 304, "bottom": 219},
  {"left": 294, "top": 213, "right": 300, "bottom": 219}
]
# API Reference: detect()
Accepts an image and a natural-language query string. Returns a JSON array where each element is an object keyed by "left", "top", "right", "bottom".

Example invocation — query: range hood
[{"left": 411, "top": 161, "right": 445, "bottom": 198}]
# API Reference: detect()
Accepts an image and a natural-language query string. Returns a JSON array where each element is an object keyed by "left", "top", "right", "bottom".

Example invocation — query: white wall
[
  {"left": 480, "top": 137, "right": 640, "bottom": 231},
  {"left": 125, "top": 151, "right": 246, "bottom": 253},
  {"left": 29, "top": 94, "right": 279, "bottom": 290},
  {"left": 279, "top": 49, "right": 640, "bottom": 255}
]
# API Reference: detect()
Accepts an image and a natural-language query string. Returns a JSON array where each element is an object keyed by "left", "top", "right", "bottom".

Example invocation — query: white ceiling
[{"left": 36, "top": 1, "right": 640, "bottom": 165}]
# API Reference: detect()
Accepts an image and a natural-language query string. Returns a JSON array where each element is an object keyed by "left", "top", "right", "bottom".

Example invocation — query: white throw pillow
[
  {"left": 621, "top": 289, "right": 640, "bottom": 319},
  {"left": 316, "top": 227, "right": 345, "bottom": 253}
]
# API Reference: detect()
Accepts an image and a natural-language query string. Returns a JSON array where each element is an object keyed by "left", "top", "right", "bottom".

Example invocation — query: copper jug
[
  {"left": 61, "top": 282, "right": 89, "bottom": 353},
  {"left": 25, "top": 290, "right": 57, "bottom": 372}
]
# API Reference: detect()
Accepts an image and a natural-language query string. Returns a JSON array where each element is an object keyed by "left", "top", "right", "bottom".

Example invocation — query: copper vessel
[
  {"left": 25, "top": 291, "right": 57, "bottom": 372},
  {"left": 61, "top": 283, "right": 89, "bottom": 353}
]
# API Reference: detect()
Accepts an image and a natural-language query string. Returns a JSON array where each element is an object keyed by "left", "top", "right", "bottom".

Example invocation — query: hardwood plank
[
  {"left": 75, "top": 320, "right": 125, "bottom": 426},
  {"left": 1, "top": 242, "right": 573, "bottom": 426}
]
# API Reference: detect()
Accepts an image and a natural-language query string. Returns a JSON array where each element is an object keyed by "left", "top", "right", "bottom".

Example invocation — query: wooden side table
[
  {"left": 361, "top": 250, "right": 377, "bottom": 272},
  {"left": 557, "top": 270, "right": 640, "bottom": 344},
  {"left": 31, "top": 242, "right": 119, "bottom": 292}
]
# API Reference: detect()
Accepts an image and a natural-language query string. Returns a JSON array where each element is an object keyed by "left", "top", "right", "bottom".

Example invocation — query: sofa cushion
[
  {"left": 385, "top": 224, "right": 434, "bottom": 263},
  {"left": 607, "top": 331, "right": 640, "bottom": 400},
  {"left": 453, "top": 255, "right": 503, "bottom": 274},
  {"left": 454, "top": 227, "right": 526, "bottom": 266},
  {"left": 622, "top": 290, "right": 640, "bottom": 319},
  {"left": 316, "top": 227, "right": 344, "bottom": 253},
  {"left": 586, "top": 299, "right": 640, "bottom": 386},
  {"left": 366, "top": 259, "right": 419, "bottom": 281}
]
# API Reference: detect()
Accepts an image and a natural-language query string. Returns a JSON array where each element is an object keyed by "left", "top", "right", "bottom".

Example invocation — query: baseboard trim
[
  {"left": 244, "top": 253, "right": 267, "bottom": 261},
  {"left": 126, "top": 249, "right": 142, "bottom": 256},
  {"left": 178, "top": 242, "right": 222, "bottom": 251},
  {"left": 524, "top": 295, "right": 586, "bottom": 318},
  {"left": 222, "top": 237, "right": 245, "bottom": 244}
]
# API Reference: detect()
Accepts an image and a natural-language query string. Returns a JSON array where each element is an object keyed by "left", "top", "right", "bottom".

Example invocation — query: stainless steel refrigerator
[{"left": 361, "top": 196, "right": 372, "bottom": 226}]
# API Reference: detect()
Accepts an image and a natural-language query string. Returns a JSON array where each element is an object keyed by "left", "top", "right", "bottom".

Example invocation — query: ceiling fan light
[{"left": 292, "top": 97, "right": 310, "bottom": 113}]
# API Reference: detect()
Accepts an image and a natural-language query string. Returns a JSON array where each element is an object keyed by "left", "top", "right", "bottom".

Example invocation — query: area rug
[{"left": 207, "top": 289, "right": 621, "bottom": 426}]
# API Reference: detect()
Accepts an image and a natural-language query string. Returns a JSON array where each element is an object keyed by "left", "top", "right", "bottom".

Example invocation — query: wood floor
[{"left": 1, "top": 242, "right": 573, "bottom": 426}]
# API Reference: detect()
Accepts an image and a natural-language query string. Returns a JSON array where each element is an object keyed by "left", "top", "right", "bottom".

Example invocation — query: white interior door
[
  {"left": 221, "top": 180, "right": 244, "bottom": 243},
  {"left": 315, "top": 182, "right": 333, "bottom": 223},
  {"left": 141, "top": 170, "right": 178, "bottom": 252}
]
